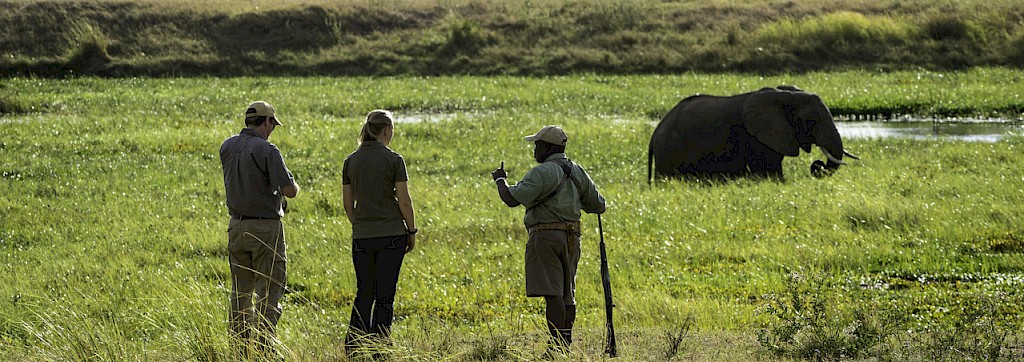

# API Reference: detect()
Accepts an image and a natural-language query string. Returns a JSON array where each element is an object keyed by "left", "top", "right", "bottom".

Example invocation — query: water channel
[
  {"left": 399, "top": 113, "right": 1023, "bottom": 142},
  {"left": 834, "top": 118, "right": 1022, "bottom": 142}
]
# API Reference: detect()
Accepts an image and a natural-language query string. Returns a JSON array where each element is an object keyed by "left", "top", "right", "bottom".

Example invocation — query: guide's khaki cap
[
  {"left": 245, "top": 101, "right": 282, "bottom": 126},
  {"left": 524, "top": 125, "right": 567, "bottom": 146}
]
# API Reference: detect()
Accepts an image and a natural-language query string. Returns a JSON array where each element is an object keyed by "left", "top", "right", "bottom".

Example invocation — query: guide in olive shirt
[
  {"left": 492, "top": 125, "right": 606, "bottom": 355},
  {"left": 508, "top": 152, "right": 606, "bottom": 228}
]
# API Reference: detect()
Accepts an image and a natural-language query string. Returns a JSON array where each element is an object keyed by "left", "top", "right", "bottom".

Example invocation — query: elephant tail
[{"left": 647, "top": 141, "right": 654, "bottom": 185}]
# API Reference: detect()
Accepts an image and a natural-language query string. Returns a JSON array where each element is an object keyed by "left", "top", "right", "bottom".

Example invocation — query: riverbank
[{"left": 3, "top": 0, "right": 1024, "bottom": 77}]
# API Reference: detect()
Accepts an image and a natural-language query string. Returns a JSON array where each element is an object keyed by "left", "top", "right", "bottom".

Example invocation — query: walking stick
[{"left": 598, "top": 214, "right": 618, "bottom": 357}]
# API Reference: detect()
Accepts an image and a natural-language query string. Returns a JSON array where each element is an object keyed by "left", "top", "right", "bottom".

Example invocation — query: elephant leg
[
  {"left": 763, "top": 152, "right": 785, "bottom": 180},
  {"left": 765, "top": 162, "right": 785, "bottom": 180},
  {"left": 746, "top": 145, "right": 785, "bottom": 180}
]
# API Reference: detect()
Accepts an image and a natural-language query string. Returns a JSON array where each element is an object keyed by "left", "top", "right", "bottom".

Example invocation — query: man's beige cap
[
  {"left": 245, "top": 101, "right": 282, "bottom": 126},
  {"left": 524, "top": 125, "right": 567, "bottom": 146}
]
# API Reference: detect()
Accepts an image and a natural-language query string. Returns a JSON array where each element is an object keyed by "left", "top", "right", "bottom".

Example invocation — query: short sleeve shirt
[
  {"left": 220, "top": 128, "right": 295, "bottom": 218},
  {"left": 508, "top": 153, "right": 606, "bottom": 228},
  {"left": 343, "top": 141, "right": 410, "bottom": 239}
]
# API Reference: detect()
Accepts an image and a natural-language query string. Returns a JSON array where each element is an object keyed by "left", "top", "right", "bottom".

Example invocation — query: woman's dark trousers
[{"left": 346, "top": 235, "right": 408, "bottom": 345}]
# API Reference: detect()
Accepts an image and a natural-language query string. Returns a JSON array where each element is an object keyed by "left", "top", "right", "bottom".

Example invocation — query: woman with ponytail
[{"left": 342, "top": 109, "right": 417, "bottom": 352}]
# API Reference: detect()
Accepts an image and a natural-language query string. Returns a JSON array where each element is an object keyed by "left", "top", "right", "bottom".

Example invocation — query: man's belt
[
  {"left": 231, "top": 214, "right": 280, "bottom": 220},
  {"left": 528, "top": 221, "right": 580, "bottom": 234}
]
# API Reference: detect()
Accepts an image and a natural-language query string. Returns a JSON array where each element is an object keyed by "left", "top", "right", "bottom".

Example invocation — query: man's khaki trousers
[{"left": 227, "top": 218, "right": 287, "bottom": 353}]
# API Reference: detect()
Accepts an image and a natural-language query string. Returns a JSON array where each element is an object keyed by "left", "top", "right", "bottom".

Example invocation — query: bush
[
  {"left": 573, "top": 1, "right": 646, "bottom": 34},
  {"left": 0, "top": 95, "right": 29, "bottom": 115},
  {"left": 910, "top": 293, "right": 1022, "bottom": 362},
  {"left": 923, "top": 15, "right": 985, "bottom": 42},
  {"left": 745, "top": 11, "right": 918, "bottom": 71},
  {"left": 757, "top": 270, "right": 904, "bottom": 360},
  {"left": 1006, "top": 32, "right": 1024, "bottom": 65},
  {"left": 63, "top": 21, "right": 112, "bottom": 74},
  {"left": 756, "top": 11, "right": 912, "bottom": 47},
  {"left": 440, "top": 17, "right": 491, "bottom": 57}
]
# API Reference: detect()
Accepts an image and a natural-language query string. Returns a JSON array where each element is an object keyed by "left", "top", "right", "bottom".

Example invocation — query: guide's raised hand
[{"left": 491, "top": 161, "right": 507, "bottom": 181}]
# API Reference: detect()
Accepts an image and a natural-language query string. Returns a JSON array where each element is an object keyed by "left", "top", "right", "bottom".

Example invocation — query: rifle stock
[{"left": 598, "top": 214, "right": 617, "bottom": 357}]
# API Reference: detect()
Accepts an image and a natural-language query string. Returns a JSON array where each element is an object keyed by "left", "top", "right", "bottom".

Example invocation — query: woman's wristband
[
  {"left": 494, "top": 177, "right": 506, "bottom": 183},
  {"left": 408, "top": 228, "right": 418, "bottom": 235}
]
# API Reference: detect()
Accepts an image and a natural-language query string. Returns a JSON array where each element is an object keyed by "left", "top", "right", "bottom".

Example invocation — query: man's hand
[
  {"left": 491, "top": 161, "right": 507, "bottom": 181},
  {"left": 493, "top": 161, "right": 521, "bottom": 207},
  {"left": 280, "top": 183, "right": 300, "bottom": 198}
]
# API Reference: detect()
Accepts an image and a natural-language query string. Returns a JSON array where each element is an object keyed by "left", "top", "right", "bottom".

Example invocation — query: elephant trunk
[
  {"left": 811, "top": 147, "right": 844, "bottom": 178},
  {"left": 812, "top": 147, "right": 859, "bottom": 178},
  {"left": 810, "top": 102, "right": 849, "bottom": 178}
]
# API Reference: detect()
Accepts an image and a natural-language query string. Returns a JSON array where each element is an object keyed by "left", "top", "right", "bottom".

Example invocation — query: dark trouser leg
[
  {"left": 564, "top": 304, "right": 576, "bottom": 346},
  {"left": 347, "top": 238, "right": 377, "bottom": 348},
  {"left": 544, "top": 296, "right": 568, "bottom": 349},
  {"left": 369, "top": 235, "right": 407, "bottom": 339}
]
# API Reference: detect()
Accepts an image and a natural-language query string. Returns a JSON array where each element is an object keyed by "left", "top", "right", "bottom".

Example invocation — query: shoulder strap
[
  {"left": 527, "top": 159, "right": 577, "bottom": 210},
  {"left": 561, "top": 159, "right": 583, "bottom": 192}
]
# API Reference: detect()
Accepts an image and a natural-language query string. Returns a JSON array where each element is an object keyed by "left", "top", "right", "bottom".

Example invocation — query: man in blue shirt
[{"left": 220, "top": 101, "right": 300, "bottom": 358}]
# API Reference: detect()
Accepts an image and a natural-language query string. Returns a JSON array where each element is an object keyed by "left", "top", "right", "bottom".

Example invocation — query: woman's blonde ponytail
[{"left": 358, "top": 109, "right": 394, "bottom": 144}]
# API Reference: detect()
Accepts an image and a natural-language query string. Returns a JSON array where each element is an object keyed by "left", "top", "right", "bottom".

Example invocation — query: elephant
[{"left": 647, "top": 86, "right": 858, "bottom": 182}]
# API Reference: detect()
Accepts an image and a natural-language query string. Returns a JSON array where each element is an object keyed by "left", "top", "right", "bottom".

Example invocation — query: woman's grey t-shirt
[{"left": 342, "top": 141, "right": 409, "bottom": 239}]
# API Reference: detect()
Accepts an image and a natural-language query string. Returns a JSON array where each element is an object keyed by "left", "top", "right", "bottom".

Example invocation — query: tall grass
[{"left": 1, "top": 73, "right": 1023, "bottom": 360}]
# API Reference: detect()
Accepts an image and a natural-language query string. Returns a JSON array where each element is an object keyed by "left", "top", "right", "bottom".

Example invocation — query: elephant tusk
[
  {"left": 844, "top": 150, "right": 860, "bottom": 160},
  {"left": 820, "top": 147, "right": 846, "bottom": 165}
]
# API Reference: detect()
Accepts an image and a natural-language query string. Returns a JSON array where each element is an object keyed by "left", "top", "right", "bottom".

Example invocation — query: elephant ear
[{"left": 741, "top": 91, "right": 801, "bottom": 157}]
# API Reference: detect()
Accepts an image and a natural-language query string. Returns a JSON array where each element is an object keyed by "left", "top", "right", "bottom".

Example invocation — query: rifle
[{"left": 598, "top": 214, "right": 618, "bottom": 357}]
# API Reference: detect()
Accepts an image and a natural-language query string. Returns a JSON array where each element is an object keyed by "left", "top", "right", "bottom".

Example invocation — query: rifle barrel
[{"left": 598, "top": 214, "right": 618, "bottom": 357}]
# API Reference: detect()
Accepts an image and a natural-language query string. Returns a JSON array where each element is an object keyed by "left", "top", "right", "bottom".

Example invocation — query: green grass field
[{"left": 2, "top": 70, "right": 1024, "bottom": 360}]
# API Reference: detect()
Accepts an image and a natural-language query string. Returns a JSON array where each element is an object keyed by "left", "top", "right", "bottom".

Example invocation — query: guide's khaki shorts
[{"left": 524, "top": 223, "right": 581, "bottom": 305}]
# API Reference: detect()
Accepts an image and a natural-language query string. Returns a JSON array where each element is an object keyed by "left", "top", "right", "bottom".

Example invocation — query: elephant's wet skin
[{"left": 648, "top": 86, "right": 859, "bottom": 183}]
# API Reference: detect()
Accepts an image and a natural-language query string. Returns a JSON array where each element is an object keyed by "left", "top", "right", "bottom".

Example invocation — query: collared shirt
[
  {"left": 343, "top": 141, "right": 409, "bottom": 239},
  {"left": 509, "top": 153, "right": 606, "bottom": 228},
  {"left": 220, "top": 128, "right": 295, "bottom": 218}
]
